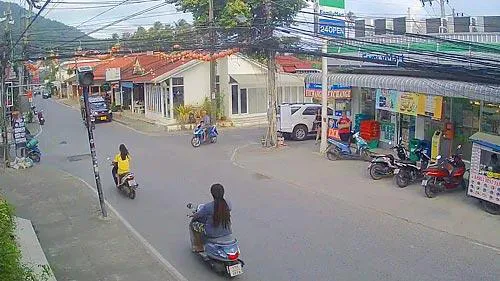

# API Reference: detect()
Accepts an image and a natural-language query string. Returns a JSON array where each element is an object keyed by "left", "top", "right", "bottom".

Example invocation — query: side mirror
[
  {"left": 457, "top": 144, "right": 462, "bottom": 150},
  {"left": 388, "top": 141, "right": 392, "bottom": 145},
  {"left": 187, "top": 203, "right": 193, "bottom": 209},
  {"left": 106, "top": 157, "right": 111, "bottom": 161},
  {"left": 436, "top": 155, "right": 442, "bottom": 160}
]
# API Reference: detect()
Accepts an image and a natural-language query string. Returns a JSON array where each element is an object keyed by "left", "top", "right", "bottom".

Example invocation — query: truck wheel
[{"left": 292, "top": 125, "right": 308, "bottom": 141}]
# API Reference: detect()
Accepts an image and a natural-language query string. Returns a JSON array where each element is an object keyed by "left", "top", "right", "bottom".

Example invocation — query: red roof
[
  {"left": 276, "top": 55, "right": 313, "bottom": 73},
  {"left": 120, "top": 54, "right": 193, "bottom": 83},
  {"left": 66, "top": 60, "right": 102, "bottom": 70},
  {"left": 91, "top": 53, "right": 193, "bottom": 83}
]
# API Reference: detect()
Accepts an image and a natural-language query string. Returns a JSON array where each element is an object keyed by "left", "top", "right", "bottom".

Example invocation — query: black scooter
[
  {"left": 368, "top": 138, "right": 409, "bottom": 180},
  {"left": 394, "top": 146, "right": 432, "bottom": 188}
]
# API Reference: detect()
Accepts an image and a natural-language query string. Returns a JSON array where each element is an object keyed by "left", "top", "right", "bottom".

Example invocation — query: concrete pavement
[
  {"left": 27, "top": 96, "right": 500, "bottom": 281},
  {"left": 233, "top": 141, "right": 500, "bottom": 249},
  {"left": 0, "top": 166, "right": 182, "bottom": 281}
]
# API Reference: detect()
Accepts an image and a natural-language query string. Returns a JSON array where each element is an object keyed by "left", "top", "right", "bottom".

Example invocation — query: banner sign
[
  {"left": 375, "top": 89, "right": 398, "bottom": 112},
  {"left": 417, "top": 94, "right": 443, "bottom": 120},
  {"left": 376, "top": 89, "right": 418, "bottom": 116},
  {"left": 305, "top": 83, "right": 351, "bottom": 99},
  {"left": 319, "top": 19, "right": 345, "bottom": 38},
  {"left": 320, "top": 0, "right": 345, "bottom": 9},
  {"left": 361, "top": 53, "right": 405, "bottom": 65}
]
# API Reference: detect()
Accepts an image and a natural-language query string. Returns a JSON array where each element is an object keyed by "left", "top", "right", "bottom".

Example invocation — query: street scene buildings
[{"left": 1, "top": 0, "right": 499, "bottom": 281}]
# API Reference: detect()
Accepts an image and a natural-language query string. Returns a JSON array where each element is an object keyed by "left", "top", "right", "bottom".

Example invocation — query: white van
[{"left": 277, "top": 103, "right": 335, "bottom": 141}]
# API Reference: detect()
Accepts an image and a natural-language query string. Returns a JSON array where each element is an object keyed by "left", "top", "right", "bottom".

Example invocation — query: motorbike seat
[
  {"left": 206, "top": 234, "right": 236, "bottom": 245},
  {"left": 399, "top": 160, "right": 416, "bottom": 164}
]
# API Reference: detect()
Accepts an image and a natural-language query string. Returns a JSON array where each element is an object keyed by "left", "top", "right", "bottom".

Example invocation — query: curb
[{"left": 58, "top": 170, "right": 188, "bottom": 281}]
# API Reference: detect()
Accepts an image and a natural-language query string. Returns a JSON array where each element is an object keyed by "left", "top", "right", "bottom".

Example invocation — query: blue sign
[
  {"left": 361, "top": 53, "right": 405, "bottom": 64},
  {"left": 319, "top": 19, "right": 345, "bottom": 38},
  {"left": 306, "top": 83, "right": 351, "bottom": 90}
]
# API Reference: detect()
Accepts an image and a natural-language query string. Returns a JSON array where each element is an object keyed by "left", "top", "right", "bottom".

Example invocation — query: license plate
[
  {"left": 227, "top": 264, "right": 243, "bottom": 277},
  {"left": 128, "top": 180, "right": 136, "bottom": 186},
  {"left": 394, "top": 169, "right": 400, "bottom": 174},
  {"left": 100, "top": 116, "right": 107, "bottom": 120},
  {"left": 421, "top": 179, "right": 428, "bottom": 186}
]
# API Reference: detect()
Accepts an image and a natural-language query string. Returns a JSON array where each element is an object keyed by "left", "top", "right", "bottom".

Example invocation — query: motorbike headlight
[{"left": 91, "top": 111, "right": 97, "bottom": 116}]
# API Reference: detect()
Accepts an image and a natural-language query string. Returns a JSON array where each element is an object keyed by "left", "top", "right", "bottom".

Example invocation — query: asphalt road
[{"left": 33, "top": 97, "right": 499, "bottom": 281}]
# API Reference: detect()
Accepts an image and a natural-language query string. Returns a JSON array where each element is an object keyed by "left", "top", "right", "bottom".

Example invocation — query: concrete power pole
[
  {"left": 1, "top": 7, "right": 14, "bottom": 164},
  {"left": 421, "top": 0, "right": 449, "bottom": 33},
  {"left": 265, "top": 0, "right": 278, "bottom": 147},
  {"left": 208, "top": 0, "right": 217, "bottom": 125},
  {"left": 19, "top": 2, "right": 34, "bottom": 112}
]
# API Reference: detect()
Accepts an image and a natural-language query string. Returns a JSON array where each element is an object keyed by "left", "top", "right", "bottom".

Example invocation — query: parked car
[
  {"left": 42, "top": 91, "right": 51, "bottom": 99},
  {"left": 277, "top": 103, "right": 335, "bottom": 141},
  {"left": 80, "top": 95, "right": 112, "bottom": 123}
]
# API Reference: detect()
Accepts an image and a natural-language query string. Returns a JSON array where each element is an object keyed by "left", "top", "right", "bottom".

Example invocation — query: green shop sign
[{"left": 320, "top": 0, "right": 345, "bottom": 9}]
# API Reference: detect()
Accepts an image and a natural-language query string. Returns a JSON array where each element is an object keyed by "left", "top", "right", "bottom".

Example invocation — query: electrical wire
[{"left": 13, "top": 0, "right": 53, "bottom": 48}]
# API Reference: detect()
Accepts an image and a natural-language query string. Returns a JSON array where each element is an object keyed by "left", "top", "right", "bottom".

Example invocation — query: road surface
[{"left": 33, "top": 97, "right": 500, "bottom": 281}]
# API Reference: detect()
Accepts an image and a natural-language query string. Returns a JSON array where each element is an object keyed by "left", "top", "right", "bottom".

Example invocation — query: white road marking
[{"left": 59, "top": 170, "right": 189, "bottom": 281}]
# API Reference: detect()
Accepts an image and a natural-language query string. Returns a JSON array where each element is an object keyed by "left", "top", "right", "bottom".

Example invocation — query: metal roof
[
  {"left": 305, "top": 73, "right": 500, "bottom": 103},
  {"left": 470, "top": 132, "right": 500, "bottom": 152}
]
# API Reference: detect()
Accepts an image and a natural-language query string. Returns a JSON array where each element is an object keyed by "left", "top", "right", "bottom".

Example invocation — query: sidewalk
[
  {"left": 0, "top": 165, "right": 182, "bottom": 281},
  {"left": 233, "top": 141, "right": 500, "bottom": 249}
]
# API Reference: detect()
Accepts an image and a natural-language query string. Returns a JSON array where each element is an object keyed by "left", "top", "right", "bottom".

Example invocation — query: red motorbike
[{"left": 421, "top": 145, "right": 469, "bottom": 198}]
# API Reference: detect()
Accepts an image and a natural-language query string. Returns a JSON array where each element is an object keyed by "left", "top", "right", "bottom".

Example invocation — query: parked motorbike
[
  {"left": 107, "top": 158, "right": 139, "bottom": 199},
  {"left": 187, "top": 203, "right": 244, "bottom": 277},
  {"left": 191, "top": 125, "right": 218, "bottom": 148},
  {"left": 26, "top": 137, "right": 41, "bottom": 163},
  {"left": 394, "top": 146, "right": 431, "bottom": 188},
  {"left": 368, "top": 139, "right": 410, "bottom": 180},
  {"left": 421, "top": 145, "right": 468, "bottom": 198},
  {"left": 326, "top": 131, "right": 371, "bottom": 161}
]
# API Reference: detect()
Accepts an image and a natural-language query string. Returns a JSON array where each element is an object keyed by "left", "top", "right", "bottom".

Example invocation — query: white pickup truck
[{"left": 277, "top": 103, "right": 336, "bottom": 141}]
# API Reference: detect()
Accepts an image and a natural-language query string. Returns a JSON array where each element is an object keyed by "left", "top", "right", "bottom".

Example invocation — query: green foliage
[
  {"left": 0, "top": 198, "right": 52, "bottom": 281},
  {"left": 170, "top": 0, "right": 306, "bottom": 28},
  {"left": 175, "top": 104, "right": 195, "bottom": 124}
]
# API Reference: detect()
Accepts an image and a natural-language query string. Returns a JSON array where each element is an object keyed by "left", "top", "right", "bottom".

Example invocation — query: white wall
[
  {"left": 182, "top": 63, "right": 210, "bottom": 106},
  {"left": 227, "top": 55, "right": 265, "bottom": 75}
]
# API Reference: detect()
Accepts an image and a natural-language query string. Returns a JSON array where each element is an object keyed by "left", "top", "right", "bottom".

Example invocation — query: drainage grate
[{"left": 67, "top": 154, "right": 91, "bottom": 162}]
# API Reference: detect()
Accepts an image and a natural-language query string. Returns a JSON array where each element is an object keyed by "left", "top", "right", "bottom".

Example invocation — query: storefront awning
[
  {"left": 305, "top": 73, "right": 500, "bottom": 103},
  {"left": 470, "top": 132, "right": 500, "bottom": 151}
]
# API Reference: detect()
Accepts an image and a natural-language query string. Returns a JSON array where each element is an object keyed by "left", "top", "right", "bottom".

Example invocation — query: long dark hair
[
  {"left": 119, "top": 144, "right": 129, "bottom": 160},
  {"left": 211, "top": 183, "right": 230, "bottom": 229}
]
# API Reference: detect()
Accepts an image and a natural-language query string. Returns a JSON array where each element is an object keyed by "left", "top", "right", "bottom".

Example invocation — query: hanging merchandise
[{"left": 397, "top": 93, "right": 418, "bottom": 116}]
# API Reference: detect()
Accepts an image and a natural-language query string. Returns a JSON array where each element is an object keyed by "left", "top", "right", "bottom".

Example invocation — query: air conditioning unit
[{"left": 470, "top": 17, "right": 478, "bottom": 32}]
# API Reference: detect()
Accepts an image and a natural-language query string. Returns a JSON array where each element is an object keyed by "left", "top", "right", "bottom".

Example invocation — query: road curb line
[{"left": 58, "top": 170, "right": 189, "bottom": 281}]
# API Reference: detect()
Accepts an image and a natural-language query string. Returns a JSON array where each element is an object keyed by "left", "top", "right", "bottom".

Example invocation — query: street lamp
[{"left": 77, "top": 66, "right": 107, "bottom": 218}]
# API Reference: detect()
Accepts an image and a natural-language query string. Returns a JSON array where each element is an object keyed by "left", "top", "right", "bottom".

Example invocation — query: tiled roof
[
  {"left": 276, "top": 55, "right": 313, "bottom": 73},
  {"left": 91, "top": 53, "right": 193, "bottom": 83}
]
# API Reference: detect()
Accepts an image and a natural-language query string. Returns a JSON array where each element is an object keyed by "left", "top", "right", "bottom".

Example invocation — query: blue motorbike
[
  {"left": 191, "top": 125, "right": 218, "bottom": 148},
  {"left": 326, "top": 132, "right": 372, "bottom": 161},
  {"left": 187, "top": 203, "right": 244, "bottom": 277},
  {"left": 26, "top": 137, "right": 41, "bottom": 163}
]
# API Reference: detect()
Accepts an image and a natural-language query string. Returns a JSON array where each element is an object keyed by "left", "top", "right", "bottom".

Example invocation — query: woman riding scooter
[
  {"left": 112, "top": 144, "right": 131, "bottom": 187},
  {"left": 190, "top": 183, "right": 232, "bottom": 252}
]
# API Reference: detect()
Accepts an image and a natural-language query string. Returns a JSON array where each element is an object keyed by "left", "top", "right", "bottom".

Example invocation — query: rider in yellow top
[{"left": 112, "top": 144, "right": 131, "bottom": 187}]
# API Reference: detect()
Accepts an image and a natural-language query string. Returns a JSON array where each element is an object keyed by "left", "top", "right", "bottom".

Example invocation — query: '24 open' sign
[{"left": 319, "top": 19, "right": 345, "bottom": 38}]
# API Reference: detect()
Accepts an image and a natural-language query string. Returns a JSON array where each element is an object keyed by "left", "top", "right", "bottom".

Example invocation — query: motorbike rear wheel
[
  {"left": 210, "top": 136, "right": 217, "bottom": 143},
  {"left": 361, "top": 149, "right": 372, "bottom": 162},
  {"left": 395, "top": 170, "right": 410, "bottom": 188},
  {"left": 369, "top": 163, "right": 387, "bottom": 180},
  {"left": 424, "top": 184, "right": 437, "bottom": 198},
  {"left": 326, "top": 146, "right": 340, "bottom": 161},
  {"left": 191, "top": 137, "right": 201, "bottom": 147}
]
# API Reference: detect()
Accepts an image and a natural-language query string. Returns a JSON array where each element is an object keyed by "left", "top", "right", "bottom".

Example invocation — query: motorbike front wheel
[
  {"left": 369, "top": 163, "right": 387, "bottom": 180},
  {"left": 210, "top": 136, "right": 217, "bottom": 143},
  {"left": 395, "top": 170, "right": 410, "bottom": 188},
  {"left": 424, "top": 184, "right": 437, "bottom": 198},
  {"left": 128, "top": 189, "right": 136, "bottom": 199},
  {"left": 361, "top": 149, "right": 372, "bottom": 162},
  {"left": 326, "top": 146, "right": 340, "bottom": 161},
  {"left": 191, "top": 137, "right": 201, "bottom": 147},
  {"left": 28, "top": 153, "right": 41, "bottom": 163}
]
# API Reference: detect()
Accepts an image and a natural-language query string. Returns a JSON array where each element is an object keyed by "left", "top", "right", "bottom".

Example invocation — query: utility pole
[
  {"left": 421, "top": 0, "right": 449, "bottom": 33},
  {"left": 315, "top": 0, "right": 329, "bottom": 153},
  {"left": 208, "top": 0, "right": 217, "bottom": 125},
  {"left": 1, "top": 7, "right": 13, "bottom": 164},
  {"left": 264, "top": 0, "right": 277, "bottom": 147}
]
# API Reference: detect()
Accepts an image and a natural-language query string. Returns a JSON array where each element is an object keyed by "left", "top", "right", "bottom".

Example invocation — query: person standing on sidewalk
[
  {"left": 338, "top": 111, "right": 352, "bottom": 143},
  {"left": 314, "top": 109, "right": 322, "bottom": 144}
]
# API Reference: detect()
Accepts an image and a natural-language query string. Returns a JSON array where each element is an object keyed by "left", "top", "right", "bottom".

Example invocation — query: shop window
[
  {"left": 481, "top": 102, "right": 500, "bottom": 136},
  {"left": 452, "top": 98, "right": 480, "bottom": 160},
  {"left": 172, "top": 77, "right": 184, "bottom": 109},
  {"left": 231, "top": 84, "right": 238, "bottom": 114},
  {"left": 479, "top": 149, "right": 500, "bottom": 174},
  {"left": 240, "top": 89, "right": 248, "bottom": 114},
  {"left": 172, "top": 77, "right": 184, "bottom": 86},
  {"left": 248, "top": 88, "right": 267, "bottom": 114}
]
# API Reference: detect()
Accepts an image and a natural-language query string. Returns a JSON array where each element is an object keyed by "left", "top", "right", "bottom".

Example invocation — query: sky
[{"left": 2, "top": 0, "right": 500, "bottom": 38}]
